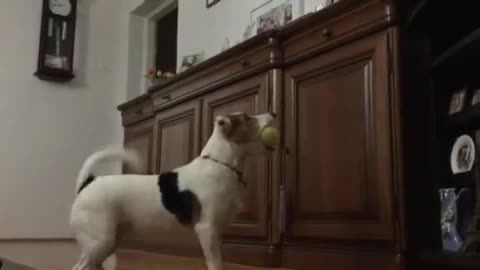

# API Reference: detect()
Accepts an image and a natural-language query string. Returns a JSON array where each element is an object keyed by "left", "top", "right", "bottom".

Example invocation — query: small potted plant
[{"left": 144, "top": 67, "right": 176, "bottom": 84}]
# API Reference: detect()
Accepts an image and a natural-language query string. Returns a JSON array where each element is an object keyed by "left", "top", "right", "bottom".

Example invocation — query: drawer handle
[
  {"left": 241, "top": 60, "right": 251, "bottom": 68},
  {"left": 161, "top": 94, "right": 171, "bottom": 101},
  {"left": 321, "top": 28, "right": 332, "bottom": 38}
]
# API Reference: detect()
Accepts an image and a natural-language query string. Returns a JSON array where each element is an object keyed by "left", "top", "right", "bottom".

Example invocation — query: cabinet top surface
[{"left": 118, "top": 0, "right": 396, "bottom": 111}]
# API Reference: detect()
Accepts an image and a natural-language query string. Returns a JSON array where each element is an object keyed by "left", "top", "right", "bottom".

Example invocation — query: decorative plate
[{"left": 451, "top": 135, "right": 475, "bottom": 174}]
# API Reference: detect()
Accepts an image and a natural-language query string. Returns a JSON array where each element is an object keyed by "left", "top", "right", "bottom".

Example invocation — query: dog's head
[{"left": 214, "top": 112, "right": 277, "bottom": 155}]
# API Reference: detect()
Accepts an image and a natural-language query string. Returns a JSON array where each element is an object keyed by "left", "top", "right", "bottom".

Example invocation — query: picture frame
[
  {"left": 206, "top": 0, "right": 220, "bottom": 8},
  {"left": 315, "top": 0, "right": 340, "bottom": 12},
  {"left": 256, "top": 2, "right": 293, "bottom": 34},
  {"left": 471, "top": 88, "right": 480, "bottom": 106},
  {"left": 245, "top": 0, "right": 300, "bottom": 40},
  {"left": 449, "top": 89, "right": 467, "bottom": 115},
  {"left": 180, "top": 53, "right": 204, "bottom": 73}
]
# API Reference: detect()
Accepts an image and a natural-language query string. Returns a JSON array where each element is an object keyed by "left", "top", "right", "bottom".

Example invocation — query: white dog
[{"left": 70, "top": 112, "right": 276, "bottom": 270}]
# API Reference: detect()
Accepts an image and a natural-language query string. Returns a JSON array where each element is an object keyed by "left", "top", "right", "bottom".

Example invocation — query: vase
[{"left": 439, "top": 188, "right": 467, "bottom": 251}]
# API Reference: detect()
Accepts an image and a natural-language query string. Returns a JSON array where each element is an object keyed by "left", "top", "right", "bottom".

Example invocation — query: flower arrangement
[{"left": 144, "top": 67, "right": 175, "bottom": 83}]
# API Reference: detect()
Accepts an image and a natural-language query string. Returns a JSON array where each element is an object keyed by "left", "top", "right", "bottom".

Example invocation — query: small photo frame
[
  {"left": 471, "top": 88, "right": 480, "bottom": 106},
  {"left": 449, "top": 89, "right": 467, "bottom": 115},
  {"left": 285, "top": 3, "right": 293, "bottom": 22},
  {"left": 256, "top": 3, "right": 293, "bottom": 34},
  {"left": 180, "top": 53, "right": 204, "bottom": 73},
  {"left": 206, "top": 0, "right": 220, "bottom": 8}
]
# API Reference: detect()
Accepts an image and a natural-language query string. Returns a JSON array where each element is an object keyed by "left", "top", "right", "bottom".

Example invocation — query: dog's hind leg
[
  {"left": 72, "top": 253, "right": 87, "bottom": 270},
  {"left": 73, "top": 217, "right": 117, "bottom": 270},
  {"left": 78, "top": 237, "right": 116, "bottom": 270}
]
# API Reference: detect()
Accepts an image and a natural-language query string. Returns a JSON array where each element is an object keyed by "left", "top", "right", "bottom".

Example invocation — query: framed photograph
[
  {"left": 285, "top": 3, "right": 293, "bottom": 22},
  {"left": 471, "top": 88, "right": 480, "bottom": 106},
  {"left": 206, "top": 0, "right": 220, "bottom": 8},
  {"left": 449, "top": 89, "right": 467, "bottom": 115},
  {"left": 180, "top": 53, "right": 204, "bottom": 72},
  {"left": 256, "top": 3, "right": 293, "bottom": 34},
  {"left": 246, "top": 0, "right": 299, "bottom": 38}
]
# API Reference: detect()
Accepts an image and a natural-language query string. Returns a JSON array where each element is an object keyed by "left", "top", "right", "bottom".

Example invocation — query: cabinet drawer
[
  {"left": 122, "top": 99, "right": 153, "bottom": 126},
  {"left": 283, "top": 0, "right": 391, "bottom": 63},
  {"left": 152, "top": 88, "right": 186, "bottom": 109},
  {"left": 151, "top": 43, "right": 272, "bottom": 111}
]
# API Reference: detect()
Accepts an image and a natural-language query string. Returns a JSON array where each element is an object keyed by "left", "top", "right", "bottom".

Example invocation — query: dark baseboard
[{"left": 119, "top": 239, "right": 281, "bottom": 267}]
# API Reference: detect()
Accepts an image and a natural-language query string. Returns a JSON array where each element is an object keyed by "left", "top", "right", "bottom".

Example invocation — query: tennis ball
[{"left": 260, "top": 127, "right": 280, "bottom": 148}]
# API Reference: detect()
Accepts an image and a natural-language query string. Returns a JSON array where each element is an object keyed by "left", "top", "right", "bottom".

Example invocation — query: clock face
[{"left": 49, "top": 0, "right": 72, "bottom": 16}]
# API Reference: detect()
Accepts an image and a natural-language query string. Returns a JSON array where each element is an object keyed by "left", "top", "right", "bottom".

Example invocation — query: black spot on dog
[
  {"left": 77, "top": 174, "right": 96, "bottom": 194},
  {"left": 158, "top": 172, "right": 201, "bottom": 225}
]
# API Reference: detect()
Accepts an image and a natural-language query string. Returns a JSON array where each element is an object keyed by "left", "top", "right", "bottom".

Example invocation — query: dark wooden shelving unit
[
  {"left": 419, "top": 251, "right": 480, "bottom": 269},
  {"left": 404, "top": 1, "right": 480, "bottom": 269},
  {"left": 405, "top": 0, "right": 431, "bottom": 30},
  {"left": 433, "top": 28, "right": 480, "bottom": 73},
  {"left": 443, "top": 104, "right": 480, "bottom": 134}
]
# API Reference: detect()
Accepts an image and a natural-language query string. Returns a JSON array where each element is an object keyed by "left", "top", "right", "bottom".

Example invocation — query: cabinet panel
[
  {"left": 202, "top": 74, "right": 271, "bottom": 241},
  {"left": 124, "top": 119, "right": 154, "bottom": 174},
  {"left": 284, "top": 32, "right": 395, "bottom": 242},
  {"left": 154, "top": 101, "right": 201, "bottom": 173}
]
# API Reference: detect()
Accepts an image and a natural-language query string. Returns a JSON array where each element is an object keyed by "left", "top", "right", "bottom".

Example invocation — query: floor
[
  {"left": 0, "top": 241, "right": 79, "bottom": 270},
  {"left": 0, "top": 241, "right": 290, "bottom": 270},
  {"left": 118, "top": 249, "right": 290, "bottom": 270}
]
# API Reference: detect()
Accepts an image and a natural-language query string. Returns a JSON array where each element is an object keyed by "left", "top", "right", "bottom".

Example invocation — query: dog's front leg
[{"left": 195, "top": 222, "right": 225, "bottom": 270}]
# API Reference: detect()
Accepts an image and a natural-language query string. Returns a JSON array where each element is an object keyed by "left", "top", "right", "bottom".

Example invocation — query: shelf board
[
  {"left": 405, "top": 0, "right": 431, "bottom": 30},
  {"left": 433, "top": 28, "right": 480, "bottom": 72},
  {"left": 443, "top": 104, "right": 480, "bottom": 133},
  {"left": 419, "top": 250, "right": 480, "bottom": 269}
]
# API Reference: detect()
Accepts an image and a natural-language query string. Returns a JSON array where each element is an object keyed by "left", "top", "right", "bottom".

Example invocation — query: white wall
[
  {"left": 0, "top": 0, "right": 137, "bottom": 239},
  {"left": 125, "top": 0, "right": 329, "bottom": 99},
  {"left": 0, "top": 0, "right": 336, "bottom": 239},
  {"left": 176, "top": 0, "right": 327, "bottom": 68}
]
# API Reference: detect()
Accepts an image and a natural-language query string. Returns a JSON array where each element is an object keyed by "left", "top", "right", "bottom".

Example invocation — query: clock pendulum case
[{"left": 34, "top": 0, "right": 77, "bottom": 82}]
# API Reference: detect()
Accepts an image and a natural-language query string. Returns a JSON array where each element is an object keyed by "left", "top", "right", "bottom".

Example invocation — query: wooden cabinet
[
  {"left": 202, "top": 74, "right": 272, "bottom": 241},
  {"left": 154, "top": 100, "right": 201, "bottom": 173},
  {"left": 124, "top": 119, "right": 154, "bottom": 174},
  {"left": 119, "top": 1, "right": 405, "bottom": 268},
  {"left": 284, "top": 32, "right": 395, "bottom": 243}
]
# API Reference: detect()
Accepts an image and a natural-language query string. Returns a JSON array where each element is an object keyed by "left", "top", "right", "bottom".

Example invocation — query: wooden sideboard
[{"left": 118, "top": 0, "right": 412, "bottom": 269}]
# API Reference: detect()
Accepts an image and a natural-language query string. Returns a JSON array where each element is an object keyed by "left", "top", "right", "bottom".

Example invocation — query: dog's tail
[{"left": 76, "top": 146, "right": 141, "bottom": 193}]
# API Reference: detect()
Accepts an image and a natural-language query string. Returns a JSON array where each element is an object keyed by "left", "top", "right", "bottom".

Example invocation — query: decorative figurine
[{"left": 439, "top": 188, "right": 468, "bottom": 251}]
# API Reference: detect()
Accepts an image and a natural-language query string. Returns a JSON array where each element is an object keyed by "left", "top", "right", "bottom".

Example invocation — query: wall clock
[{"left": 34, "top": 0, "right": 77, "bottom": 82}]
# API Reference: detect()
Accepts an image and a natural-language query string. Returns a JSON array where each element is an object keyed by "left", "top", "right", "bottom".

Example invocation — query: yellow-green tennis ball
[{"left": 261, "top": 127, "right": 280, "bottom": 147}]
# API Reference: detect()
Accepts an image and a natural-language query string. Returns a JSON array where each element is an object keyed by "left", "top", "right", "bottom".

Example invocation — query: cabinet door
[
  {"left": 202, "top": 74, "right": 271, "bottom": 241},
  {"left": 124, "top": 119, "right": 154, "bottom": 174},
  {"left": 284, "top": 32, "right": 395, "bottom": 242},
  {"left": 154, "top": 100, "right": 201, "bottom": 173}
]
